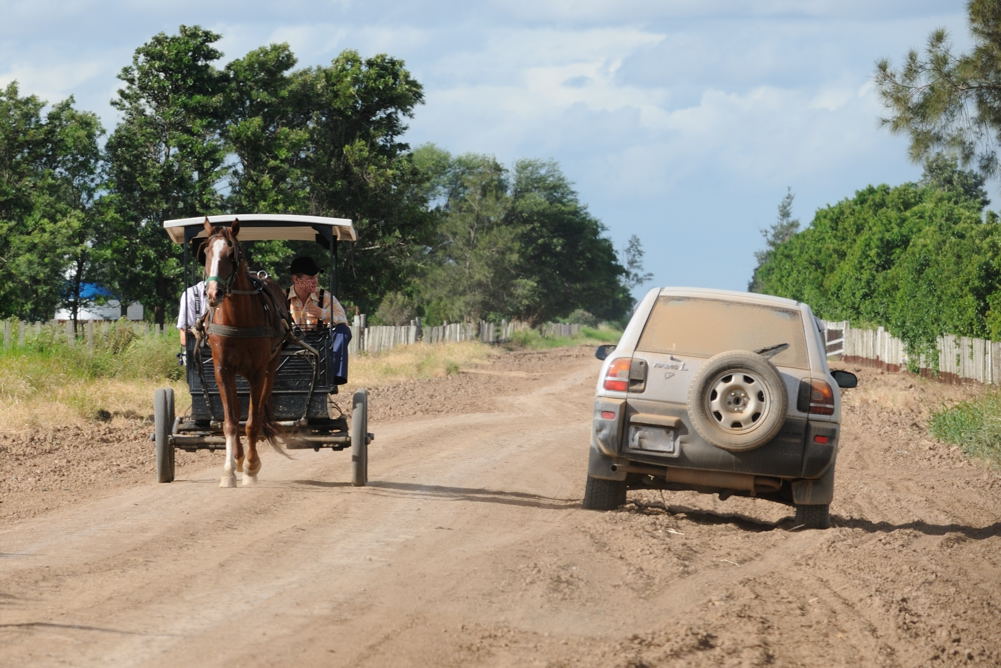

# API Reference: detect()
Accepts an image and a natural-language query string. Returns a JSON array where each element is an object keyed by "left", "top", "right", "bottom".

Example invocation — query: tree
[
  {"left": 749, "top": 187, "right": 800, "bottom": 293},
  {"left": 0, "top": 83, "right": 103, "bottom": 322},
  {"left": 503, "top": 159, "right": 631, "bottom": 324},
  {"left": 102, "top": 25, "right": 229, "bottom": 327},
  {"left": 295, "top": 51, "right": 431, "bottom": 312},
  {"left": 919, "top": 153, "right": 990, "bottom": 208},
  {"left": 621, "top": 235, "right": 653, "bottom": 292},
  {"left": 754, "top": 177, "right": 1001, "bottom": 364},
  {"left": 44, "top": 99, "right": 105, "bottom": 330},
  {"left": 415, "top": 150, "right": 520, "bottom": 323},
  {"left": 876, "top": 0, "right": 1001, "bottom": 186},
  {"left": 223, "top": 43, "right": 310, "bottom": 214}
]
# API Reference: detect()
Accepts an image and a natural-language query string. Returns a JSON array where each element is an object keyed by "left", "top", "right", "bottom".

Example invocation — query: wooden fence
[
  {"left": 823, "top": 321, "right": 1001, "bottom": 385},
  {"left": 1, "top": 318, "right": 156, "bottom": 350},
  {"left": 2, "top": 317, "right": 581, "bottom": 357},
  {"left": 348, "top": 317, "right": 574, "bottom": 354}
]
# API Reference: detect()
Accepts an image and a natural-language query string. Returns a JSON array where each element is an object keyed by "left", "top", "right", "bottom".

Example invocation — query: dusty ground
[{"left": 1, "top": 346, "right": 999, "bottom": 667}]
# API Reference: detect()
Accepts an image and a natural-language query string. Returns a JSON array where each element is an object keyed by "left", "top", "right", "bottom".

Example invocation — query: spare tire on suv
[{"left": 686, "top": 350, "right": 788, "bottom": 452}]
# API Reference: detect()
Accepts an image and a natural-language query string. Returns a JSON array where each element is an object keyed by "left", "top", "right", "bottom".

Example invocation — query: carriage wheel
[
  {"left": 154, "top": 388, "right": 175, "bottom": 483},
  {"left": 351, "top": 389, "right": 369, "bottom": 486}
]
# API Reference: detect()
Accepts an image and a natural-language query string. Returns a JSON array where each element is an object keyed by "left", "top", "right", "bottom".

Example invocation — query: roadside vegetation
[
  {"left": 0, "top": 26, "right": 649, "bottom": 330},
  {"left": 0, "top": 323, "right": 618, "bottom": 429},
  {"left": 931, "top": 394, "right": 1001, "bottom": 469}
]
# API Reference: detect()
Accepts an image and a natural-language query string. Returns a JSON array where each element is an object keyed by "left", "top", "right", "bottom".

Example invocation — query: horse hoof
[
  {"left": 220, "top": 475, "right": 237, "bottom": 488},
  {"left": 242, "top": 474, "right": 258, "bottom": 487}
]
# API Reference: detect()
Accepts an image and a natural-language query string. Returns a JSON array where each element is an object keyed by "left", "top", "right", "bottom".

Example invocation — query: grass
[
  {"left": 0, "top": 324, "right": 187, "bottom": 429},
  {"left": 0, "top": 321, "right": 618, "bottom": 429},
  {"left": 507, "top": 324, "right": 620, "bottom": 349},
  {"left": 930, "top": 392, "right": 1001, "bottom": 468},
  {"left": 350, "top": 341, "right": 497, "bottom": 384}
]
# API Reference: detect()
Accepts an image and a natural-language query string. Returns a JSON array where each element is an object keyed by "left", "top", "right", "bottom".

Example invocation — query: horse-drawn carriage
[{"left": 152, "top": 214, "right": 371, "bottom": 487}]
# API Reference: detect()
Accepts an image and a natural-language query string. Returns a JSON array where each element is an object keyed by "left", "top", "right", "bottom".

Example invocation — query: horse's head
[{"left": 202, "top": 217, "right": 243, "bottom": 307}]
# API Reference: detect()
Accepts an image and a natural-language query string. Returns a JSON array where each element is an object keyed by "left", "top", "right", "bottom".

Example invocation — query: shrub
[{"left": 930, "top": 393, "right": 1001, "bottom": 468}]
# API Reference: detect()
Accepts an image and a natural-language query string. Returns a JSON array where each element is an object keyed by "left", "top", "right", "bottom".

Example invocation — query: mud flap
[
  {"left": 588, "top": 442, "right": 627, "bottom": 481},
  {"left": 791, "top": 464, "right": 835, "bottom": 505}
]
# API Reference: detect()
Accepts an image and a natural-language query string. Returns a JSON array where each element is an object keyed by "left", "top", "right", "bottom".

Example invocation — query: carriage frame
[{"left": 152, "top": 214, "right": 372, "bottom": 485}]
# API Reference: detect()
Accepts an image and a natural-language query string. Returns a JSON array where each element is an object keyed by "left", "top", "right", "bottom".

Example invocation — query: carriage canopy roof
[{"left": 163, "top": 214, "right": 357, "bottom": 244}]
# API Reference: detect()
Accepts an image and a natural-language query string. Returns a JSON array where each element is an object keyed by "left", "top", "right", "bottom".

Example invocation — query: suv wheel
[
  {"left": 794, "top": 504, "right": 831, "bottom": 529},
  {"left": 687, "top": 350, "right": 788, "bottom": 452},
  {"left": 582, "top": 475, "right": 627, "bottom": 511}
]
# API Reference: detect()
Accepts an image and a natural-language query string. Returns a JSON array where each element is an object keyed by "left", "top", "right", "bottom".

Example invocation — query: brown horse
[{"left": 201, "top": 217, "right": 290, "bottom": 487}]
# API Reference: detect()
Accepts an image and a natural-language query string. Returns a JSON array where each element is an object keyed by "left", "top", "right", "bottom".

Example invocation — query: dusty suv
[{"left": 585, "top": 287, "right": 856, "bottom": 529}]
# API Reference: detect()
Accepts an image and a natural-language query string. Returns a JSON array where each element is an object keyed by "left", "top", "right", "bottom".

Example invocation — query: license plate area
[{"left": 627, "top": 424, "right": 679, "bottom": 456}]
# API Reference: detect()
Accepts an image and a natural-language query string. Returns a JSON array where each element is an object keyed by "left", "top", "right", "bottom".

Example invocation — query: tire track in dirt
[{"left": 1, "top": 350, "right": 999, "bottom": 667}]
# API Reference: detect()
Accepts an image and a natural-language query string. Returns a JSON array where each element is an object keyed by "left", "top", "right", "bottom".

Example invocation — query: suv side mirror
[
  {"left": 831, "top": 370, "right": 858, "bottom": 389},
  {"left": 595, "top": 344, "right": 616, "bottom": 361}
]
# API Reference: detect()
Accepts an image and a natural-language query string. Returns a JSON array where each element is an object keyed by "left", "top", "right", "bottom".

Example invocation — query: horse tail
[{"left": 261, "top": 400, "right": 294, "bottom": 459}]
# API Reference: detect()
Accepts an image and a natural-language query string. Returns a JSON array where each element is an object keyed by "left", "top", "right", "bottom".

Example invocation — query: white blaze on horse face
[{"left": 205, "top": 236, "right": 228, "bottom": 304}]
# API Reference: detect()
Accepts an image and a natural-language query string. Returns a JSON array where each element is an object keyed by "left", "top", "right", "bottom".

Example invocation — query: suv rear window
[{"left": 636, "top": 296, "right": 811, "bottom": 369}]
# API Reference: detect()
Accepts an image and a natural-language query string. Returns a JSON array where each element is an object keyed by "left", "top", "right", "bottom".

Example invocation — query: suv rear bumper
[{"left": 590, "top": 398, "right": 838, "bottom": 483}]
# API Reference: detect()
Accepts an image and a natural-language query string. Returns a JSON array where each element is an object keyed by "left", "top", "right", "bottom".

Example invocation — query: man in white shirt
[{"left": 177, "top": 279, "right": 208, "bottom": 345}]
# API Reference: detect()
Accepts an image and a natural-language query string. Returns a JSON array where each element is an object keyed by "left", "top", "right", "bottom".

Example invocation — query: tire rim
[{"left": 704, "top": 369, "right": 771, "bottom": 433}]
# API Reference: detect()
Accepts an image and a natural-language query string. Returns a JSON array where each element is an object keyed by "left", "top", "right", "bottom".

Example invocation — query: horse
[{"left": 200, "top": 217, "right": 291, "bottom": 487}]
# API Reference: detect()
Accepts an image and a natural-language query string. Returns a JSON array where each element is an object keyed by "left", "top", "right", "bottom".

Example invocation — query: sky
[{"left": 0, "top": 0, "right": 975, "bottom": 297}]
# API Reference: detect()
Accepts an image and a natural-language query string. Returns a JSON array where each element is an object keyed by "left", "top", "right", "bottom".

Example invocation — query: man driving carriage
[
  {"left": 177, "top": 250, "right": 353, "bottom": 387},
  {"left": 287, "top": 255, "right": 348, "bottom": 328},
  {"left": 287, "top": 255, "right": 352, "bottom": 386}
]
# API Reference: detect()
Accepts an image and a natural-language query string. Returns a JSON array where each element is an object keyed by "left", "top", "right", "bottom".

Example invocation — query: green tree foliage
[
  {"left": 415, "top": 149, "right": 522, "bottom": 323},
  {"left": 103, "top": 25, "right": 228, "bottom": 326},
  {"left": 0, "top": 83, "right": 103, "bottom": 322},
  {"left": 876, "top": 0, "right": 1001, "bottom": 184},
  {"left": 100, "top": 29, "right": 430, "bottom": 321},
  {"left": 295, "top": 51, "right": 431, "bottom": 311},
  {"left": 749, "top": 187, "right": 801, "bottom": 292},
  {"left": 508, "top": 159, "right": 632, "bottom": 323},
  {"left": 223, "top": 43, "right": 310, "bottom": 213},
  {"left": 621, "top": 234, "right": 653, "bottom": 292},
  {"left": 755, "top": 161, "right": 1001, "bottom": 364},
  {"left": 412, "top": 147, "right": 632, "bottom": 325},
  {"left": 1, "top": 25, "right": 632, "bottom": 329}
]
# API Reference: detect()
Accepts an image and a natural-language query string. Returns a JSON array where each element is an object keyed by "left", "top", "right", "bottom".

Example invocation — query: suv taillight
[
  {"left": 603, "top": 358, "right": 647, "bottom": 392},
  {"left": 798, "top": 378, "right": 835, "bottom": 415},
  {"left": 603, "top": 358, "right": 631, "bottom": 391}
]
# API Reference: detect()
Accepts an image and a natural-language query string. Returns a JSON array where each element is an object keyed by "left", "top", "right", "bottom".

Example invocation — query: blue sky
[{"left": 1, "top": 0, "right": 974, "bottom": 296}]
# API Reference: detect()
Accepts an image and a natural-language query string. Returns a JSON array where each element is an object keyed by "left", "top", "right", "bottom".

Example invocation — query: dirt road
[{"left": 2, "top": 347, "right": 999, "bottom": 666}]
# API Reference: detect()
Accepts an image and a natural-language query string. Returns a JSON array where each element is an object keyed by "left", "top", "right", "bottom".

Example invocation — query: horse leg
[
  {"left": 218, "top": 371, "right": 240, "bottom": 488},
  {"left": 241, "top": 373, "right": 266, "bottom": 487}
]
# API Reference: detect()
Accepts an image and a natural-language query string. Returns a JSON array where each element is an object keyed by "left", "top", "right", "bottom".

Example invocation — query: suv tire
[
  {"left": 687, "top": 350, "right": 788, "bottom": 452},
  {"left": 794, "top": 503, "right": 831, "bottom": 529},
  {"left": 582, "top": 475, "right": 627, "bottom": 511}
]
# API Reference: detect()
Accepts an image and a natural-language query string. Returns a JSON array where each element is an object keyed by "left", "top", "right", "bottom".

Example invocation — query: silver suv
[{"left": 585, "top": 287, "right": 857, "bottom": 529}]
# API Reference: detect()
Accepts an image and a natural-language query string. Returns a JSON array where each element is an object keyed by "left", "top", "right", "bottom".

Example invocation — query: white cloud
[
  {"left": 489, "top": 0, "right": 965, "bottom": 22},
  {"left": 0, "top": 61, "right": 107, "bottom": 105}
]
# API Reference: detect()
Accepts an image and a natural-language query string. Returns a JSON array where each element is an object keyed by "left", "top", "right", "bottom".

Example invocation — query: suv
[{"left": 585, "top": 287, "right": 857, "bottom": 529}]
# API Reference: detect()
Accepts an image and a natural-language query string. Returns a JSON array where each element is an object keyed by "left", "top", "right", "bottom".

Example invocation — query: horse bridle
[
  {"left": 200, "top": 227, "right": 291, "bottom": 341},
  {"left": 203, "top": 230, "right": 249, "bottom": 298}
]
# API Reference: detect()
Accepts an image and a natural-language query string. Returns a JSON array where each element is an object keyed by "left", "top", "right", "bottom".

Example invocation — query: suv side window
[{"left": 636, "top": 296, "right": 811, "bottom": 370}]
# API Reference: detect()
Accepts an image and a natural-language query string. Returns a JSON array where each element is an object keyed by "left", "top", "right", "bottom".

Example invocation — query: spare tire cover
[{"left": 686, "top": 350, "right": 788, "bottom": 452}]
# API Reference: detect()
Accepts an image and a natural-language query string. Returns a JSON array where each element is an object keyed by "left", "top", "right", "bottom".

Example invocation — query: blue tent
[{"left": 78, "top": 283, "right": 114, "bottom": 299}]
